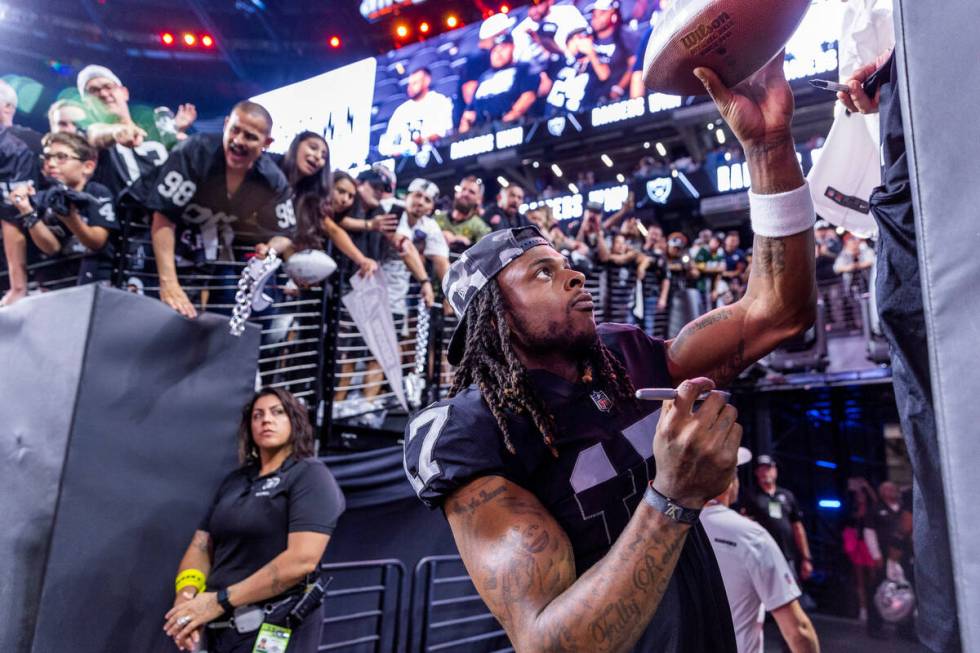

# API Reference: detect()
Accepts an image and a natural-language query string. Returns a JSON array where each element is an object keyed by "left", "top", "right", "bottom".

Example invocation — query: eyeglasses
[
  {"left": 41, "top": 152, "right": 81, "bottom": 163},
  {"left": 85, "top": 82, "right": 119, "bottom": 95}
]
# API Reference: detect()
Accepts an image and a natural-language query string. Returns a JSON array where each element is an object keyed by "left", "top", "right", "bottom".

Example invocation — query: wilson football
[
  {"left": 285, "top": 250, "right": 337, "bottom": 285},
  {"left": 643, "top": 0, "right": 811, "bottom": 96}
]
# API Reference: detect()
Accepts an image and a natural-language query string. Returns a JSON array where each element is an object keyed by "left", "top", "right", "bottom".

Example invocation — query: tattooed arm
[
  {"left": 447, "top": 380, "right": 741, "bottom": 653},
  {"left": 224, "top": 532, "right": 329, "bottom": 607},
  {"left": 165, "top": 532, "right": 329, "bottom": 649},
  {"left": 448, "top": 477, "right": 688, "bottom": 653},
  {"left": 173, "top": 530, "right": 214, "bottom": 600},
  {"left": 666, "top": 57, "right": 817, "bottom": 387}
]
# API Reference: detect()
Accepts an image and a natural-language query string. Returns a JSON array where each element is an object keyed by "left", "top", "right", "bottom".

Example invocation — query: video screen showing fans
[
  {"left": 255, "top": 0, "right": 839, "bottom": 168},
  {"left": 371, "top": 0, "right": 839, "bottom": 158}
]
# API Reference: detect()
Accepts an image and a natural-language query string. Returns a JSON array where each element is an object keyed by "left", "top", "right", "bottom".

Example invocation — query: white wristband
[{"left": 749, "top": 182, "right": 816, "bottom": 238}]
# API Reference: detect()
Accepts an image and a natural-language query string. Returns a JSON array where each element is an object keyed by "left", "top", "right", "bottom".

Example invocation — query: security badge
[
  {"left": 252, "top": 623, "right": 291, "bottom": 653},
  {"left": 254, "top": 476, "right": 281, "bottom": 497}
]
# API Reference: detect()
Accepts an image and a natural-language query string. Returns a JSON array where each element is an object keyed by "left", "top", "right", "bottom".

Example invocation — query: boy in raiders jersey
[
  {"left": 5, "top": 132, "right": 118, "bottom": 286},
  {"left": 404, "top": 57, "right": 817, "bottom": 652},
  {"left": 127, "top": 101, "right": 294, "bottom": 318}
]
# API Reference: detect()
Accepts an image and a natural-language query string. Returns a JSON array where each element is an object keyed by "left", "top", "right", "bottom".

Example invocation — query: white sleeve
[
  {"left": 424, "top": 220, "right": 450, "bottom": 258},
  {"left": 396, "top": 213, "right": 412, "bottom": 239},
  {"left": 864, "top": 527, "right": 883, "bottom": 561},
  {"left": 749, "top": 530, "right": 802, "bottom": 612},
  {"left": 434, "top": 95, "right": 455, "bottom": 138},
  {"left": 379, "top": 103, "right": 410, "bottom": 156},
  {"left": 554, "top": 7, "right": 589, "bottom": 55}
]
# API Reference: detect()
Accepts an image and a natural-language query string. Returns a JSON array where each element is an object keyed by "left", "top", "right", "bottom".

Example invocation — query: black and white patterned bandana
[{"left": 444, "top": 225, "right": 550, "bottom": 365}]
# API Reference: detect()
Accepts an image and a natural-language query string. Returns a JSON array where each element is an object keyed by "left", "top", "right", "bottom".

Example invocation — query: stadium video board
[{"left": 254, "top": 0, "right": 840, "bottom": 170}]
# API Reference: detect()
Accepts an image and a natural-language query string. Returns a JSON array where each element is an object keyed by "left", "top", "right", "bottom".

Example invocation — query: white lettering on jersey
[
  {"left": 546, "top": 65, "right": 590, "bottom": 113},
  {"left": 181, "top": 203, "right": 238, "bottom": 261},
  {"left": 475, "top": 68, "right": 518, "bottom": 100},
  {"left": 404, "top": 405, "right": 450, "bottom": 495},
  {"left": 157, "top": 171, "right": 197, "bottom": 207}
]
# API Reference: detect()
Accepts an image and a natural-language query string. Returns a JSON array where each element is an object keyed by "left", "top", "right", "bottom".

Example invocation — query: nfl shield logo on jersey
[
  {"left": 591, "top": 391, "right": 613, "bottom": 413},
  {"left": 646, "top": 177, "right": 673, "bottom": 205}
]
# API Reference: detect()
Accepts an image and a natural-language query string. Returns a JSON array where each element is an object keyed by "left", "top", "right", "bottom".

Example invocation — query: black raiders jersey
[
  {"left": 34, "top": 181, "right": 118, "bottom": 261},
  {"left": 127, "top": 133, "right": 295, "bottom": 266},
  {"left": 93, "top": 139, "right": 169, "bottom": 199},
  {"left": 545, "top": 53, "right": 602, "bottom": 115},
  {"left": 404, "top": 323, "right": 736, "bottom": 652},
  {"left": 471, "top": 63, "right": 538, "bottom": 122},
  {"left": 0, "top": 127, "right": 40, "bottom": 223}
]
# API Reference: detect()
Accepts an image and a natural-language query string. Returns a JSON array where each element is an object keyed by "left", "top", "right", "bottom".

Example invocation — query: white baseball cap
[
  {"left": 77, "top": 65, "right": 123, "bottom": 97},
  {"left": 407, "top": 178, "right": 439, "bottom": 201},
  {"left": 479, "top": 13, "right": 516, "bottom": 40},
  {"left": 737, "top": 447, "right": 753, "bottom": 467}
]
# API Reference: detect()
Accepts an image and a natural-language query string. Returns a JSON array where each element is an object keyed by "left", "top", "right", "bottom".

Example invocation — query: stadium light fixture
[
  {"left": 329, "top": 35, "right": 341, "bottom": 48},
  {"left": 419, "top": 21, "right": 430, "bottom": 34},
  {"left": 395, "top": 23, "right": 409, "bottom": 39},
  {"left": 201, "top": 34, "right": 214, "bottom": 48},
  {"left": 182, "top": 32, "right": 196, "bottom": 46},
  {"left": 445, "top": 14, "right": 459, "bottom": 28},
  {"left": 161, "top": 32, "right": 175, "bottom": 45}
]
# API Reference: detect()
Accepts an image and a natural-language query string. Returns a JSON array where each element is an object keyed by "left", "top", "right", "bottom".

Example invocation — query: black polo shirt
[
  {"left": 743, "top": 485, "right": 803, "bottom": 564},
  {"left": 200, "top": 457, "right": 345, "bottom": 592},
  {"left": 404, "top": 323, "right": 736, "bottom": 652}
]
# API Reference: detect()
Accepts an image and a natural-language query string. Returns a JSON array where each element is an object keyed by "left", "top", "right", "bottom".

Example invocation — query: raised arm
[
  {"left": 447, "top": 379, "right": 740, "bottom": 653},
  {"left": 665, "top": 56, "right": 816, "bottom": 387}
]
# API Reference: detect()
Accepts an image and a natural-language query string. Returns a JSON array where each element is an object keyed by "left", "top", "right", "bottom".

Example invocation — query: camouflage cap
[{"left": 444, "top": 226, "right": 551, "bottom": 365}]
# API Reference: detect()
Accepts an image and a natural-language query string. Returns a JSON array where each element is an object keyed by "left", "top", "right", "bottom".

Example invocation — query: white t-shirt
[
  {"left": 379, "top": 92, "right": 455, "bottom": 157},
  {"left": 513, "top": 4, "right": 588, "bottom": 64},
  {"left": 381, "top": 213, "right": 449, "bottom": 315},
  {"left": 397, "top": 213, "right": 450, "bottom": 259},
  {"left": 701, "top": 504, "right": 802, "bottom": 653}
]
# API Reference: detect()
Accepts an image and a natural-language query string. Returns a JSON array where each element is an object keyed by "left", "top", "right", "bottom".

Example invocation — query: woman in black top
[
  {"left": 164, "top": 388, "right": 345, "bottom": 652},
  {"left": 267, "top": 131, "right": 377, "bottom": 277}
]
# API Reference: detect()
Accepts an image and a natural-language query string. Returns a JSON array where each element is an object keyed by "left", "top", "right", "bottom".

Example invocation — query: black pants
[
  {"left": 205, "top": 605, "right": 324, "bottom": 653},
  {"left": 870, "top": 54, "right": 960, "bottom": 653}
]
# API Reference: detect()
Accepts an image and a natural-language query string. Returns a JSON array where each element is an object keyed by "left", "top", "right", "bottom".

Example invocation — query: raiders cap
[{"left": 444, "top": 226, "right": 551, "bottom": 365}]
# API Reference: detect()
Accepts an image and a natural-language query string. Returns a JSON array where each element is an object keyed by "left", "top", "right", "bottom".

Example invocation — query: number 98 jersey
[{"left": 126, "top": 133, "right": 294, "bottom": 265}]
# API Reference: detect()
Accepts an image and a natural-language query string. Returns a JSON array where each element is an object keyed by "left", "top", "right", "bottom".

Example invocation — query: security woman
[{"left": 164, "top": 387, "right": 345, "bottom": 652}]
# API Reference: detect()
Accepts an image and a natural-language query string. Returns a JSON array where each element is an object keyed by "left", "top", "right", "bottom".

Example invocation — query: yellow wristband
[{"left": 175, "top": 569, "right": 207, "bottom": 594}]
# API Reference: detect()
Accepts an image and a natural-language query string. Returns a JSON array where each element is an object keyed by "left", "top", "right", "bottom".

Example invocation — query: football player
[{"left": 404, "top": 56, "right": 817, "bottom": 652}]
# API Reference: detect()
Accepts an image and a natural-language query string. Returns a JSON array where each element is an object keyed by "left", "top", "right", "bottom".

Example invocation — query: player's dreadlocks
[{"left": 450, "top": 279, "right": 638, "bottom": 456}]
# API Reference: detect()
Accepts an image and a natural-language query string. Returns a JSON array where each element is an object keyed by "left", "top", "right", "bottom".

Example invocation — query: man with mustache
[
  {"left": 127, "top": 100, "right": 294, "bottom": 318},
  {"left": 404, "top": 56, "right": 817, "bottom": 651}
]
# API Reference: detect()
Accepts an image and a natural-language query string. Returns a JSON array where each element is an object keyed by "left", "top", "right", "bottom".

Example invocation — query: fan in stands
[{"left": 642, "top": 0, "right": 811, "bottom": 95}]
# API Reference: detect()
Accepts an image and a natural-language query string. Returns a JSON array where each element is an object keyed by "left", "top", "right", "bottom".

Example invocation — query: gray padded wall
[
  {"left": 0, "top": 286, "right": 260, "bottom": 652},
  {"left": 895, "top": 2, "right": 980, "bottom": 650},
  {"left": 0, "top": 287, "right": 94, "bottom": 653}
]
